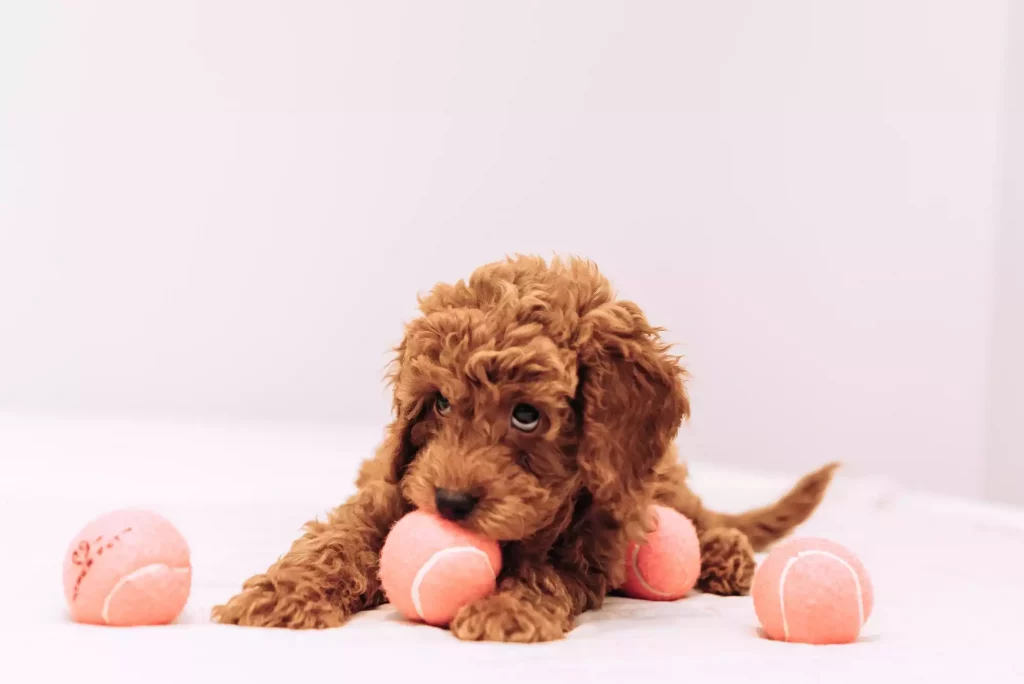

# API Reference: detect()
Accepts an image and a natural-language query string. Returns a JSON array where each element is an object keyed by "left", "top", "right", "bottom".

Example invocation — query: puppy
[{"left": 213, "top": 255, "right": 836, "bottom": 641}]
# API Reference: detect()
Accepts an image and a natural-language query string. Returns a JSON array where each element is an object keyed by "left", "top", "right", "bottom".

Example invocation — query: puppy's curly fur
[{"left": 213, "top": 256, "right": 837, "bottom": 641}]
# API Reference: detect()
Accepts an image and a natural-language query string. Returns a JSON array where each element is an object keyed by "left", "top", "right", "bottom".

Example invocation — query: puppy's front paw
[
  {"left": 211, "top": 574, "right": 346, "bottom": 629},
  {"left": 697, "top": 527, "right": 756, "bottom": 596},
  {"left": 449, "top": 593, "right": 569, "bottom": 643}
]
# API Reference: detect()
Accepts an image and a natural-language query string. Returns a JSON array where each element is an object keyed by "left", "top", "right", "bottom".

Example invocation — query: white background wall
[
  {"left": 0, "top": 1, "right": 1017, "bottom": 498},
  {"left": 985, "top": 0, "right": 1024, "bottom": 505}
]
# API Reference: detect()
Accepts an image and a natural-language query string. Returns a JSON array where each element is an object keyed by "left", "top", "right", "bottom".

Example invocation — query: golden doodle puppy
[{"left": 213, "top": 255, "right": 837, "bottom": 641}]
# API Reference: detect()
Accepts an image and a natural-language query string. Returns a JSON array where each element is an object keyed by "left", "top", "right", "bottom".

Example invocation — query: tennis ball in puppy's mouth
[
  {"left": 379, "top": 510, "right": 502, "bottom": 626},
  {"left": 63, "top": 509, "right": 192, "bottom": 626}
]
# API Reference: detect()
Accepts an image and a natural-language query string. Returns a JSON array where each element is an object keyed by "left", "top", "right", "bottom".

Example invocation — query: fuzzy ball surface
[
  {"left": 379, "top": 510, "right": 502, "bottom": 626},
  {"left": 63, "top": 509, "right": 192, "bottom": 626},
  {"left": 752, "top": 537, "right": 873, "bottom": 645},
  {"left": 621, "top": 505, "right": 701, "bottom": 601}
]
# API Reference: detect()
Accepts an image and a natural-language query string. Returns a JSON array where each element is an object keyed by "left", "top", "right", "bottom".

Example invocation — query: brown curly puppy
[{"left": 212, "top": 255, "right": 838, "bottom": 641}]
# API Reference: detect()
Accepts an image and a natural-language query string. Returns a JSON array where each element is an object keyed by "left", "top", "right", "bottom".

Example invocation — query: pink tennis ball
[
  {"left": 379, "top": 510, "right": 502, "bottom": 627},
  {"left": 62, "top": 509, "right": 192, "bottom": 626},
  {"left": 621, "top": 505, "right": 701, "bottom": 601},
  {"left": 752, "top": 537, "right": 873, "bottom": 645}
]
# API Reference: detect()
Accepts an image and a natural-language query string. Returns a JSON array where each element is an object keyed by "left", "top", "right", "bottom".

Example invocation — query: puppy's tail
[{"left": 702, "top": 462, "right": 840, "bottom": 552}]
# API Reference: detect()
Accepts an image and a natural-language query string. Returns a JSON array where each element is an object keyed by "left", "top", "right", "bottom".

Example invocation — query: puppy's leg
[
  {"left": 696, "top": 527, "right": 756, "bottom": 595},
  {"left": 449, "top": 561, "right": 591, "bottom": 643},
  {"left": 212, "top": 480, "right": 406, "bottom": 629}
]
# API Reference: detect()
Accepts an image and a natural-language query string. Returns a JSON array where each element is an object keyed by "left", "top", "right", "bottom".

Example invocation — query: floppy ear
[
  {"left": 356, "top": 339, "right": 427, "bottom": 487},
  {"left": 575, "top": 300, "right": 689, "bottom": 524},
  {"left": 361, "top": 403, "right": 423, "bottom": 487}
]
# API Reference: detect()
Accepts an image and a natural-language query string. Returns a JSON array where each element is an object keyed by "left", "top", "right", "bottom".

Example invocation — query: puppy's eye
[
  {"left": 511, "top": 403, "right": 541, "bottom": 432},
  {"left": 435, "top": 394, "right": 451, "bottom": 416}
]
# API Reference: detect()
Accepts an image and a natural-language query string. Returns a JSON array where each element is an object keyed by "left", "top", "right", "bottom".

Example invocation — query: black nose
[{"left": 435, "top": 488, "right": 479, "bottom": 521}]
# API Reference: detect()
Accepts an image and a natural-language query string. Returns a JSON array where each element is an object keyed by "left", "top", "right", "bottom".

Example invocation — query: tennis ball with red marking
[
  {"left": 752, "top": 537, "right": 873, "bottom": 644},
  {"left": 621, "top": 505, "right": 701, "bottom": 601},
  {"left": 62, "top": 509, "right": 192, "bottom": 626},
  {"left": 379, "top": 510, "right": 502, "bottom": 626}
]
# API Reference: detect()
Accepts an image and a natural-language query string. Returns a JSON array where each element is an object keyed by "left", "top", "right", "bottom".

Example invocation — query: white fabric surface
[{"left": 2, "top": 414, "right": 1023, "bottom": 683}]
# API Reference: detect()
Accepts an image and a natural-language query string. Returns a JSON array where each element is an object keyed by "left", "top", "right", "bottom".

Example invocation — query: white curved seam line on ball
[
  {"left": 100, "top": 564, "right": 191, "bottom": 624},
  {"left": 629, "top": 544, "right": 673, "bottom": 598},
  {"left": 409, "top": 547, "right": 494, "bottom": 621},
  {"left": 777, "top": 550, "right": 864, "bottom": 642}
]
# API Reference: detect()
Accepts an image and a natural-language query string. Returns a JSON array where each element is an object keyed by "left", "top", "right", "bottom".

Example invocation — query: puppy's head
[{"left": 377, "top": 256, "right": 688, "bottom": 542}]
